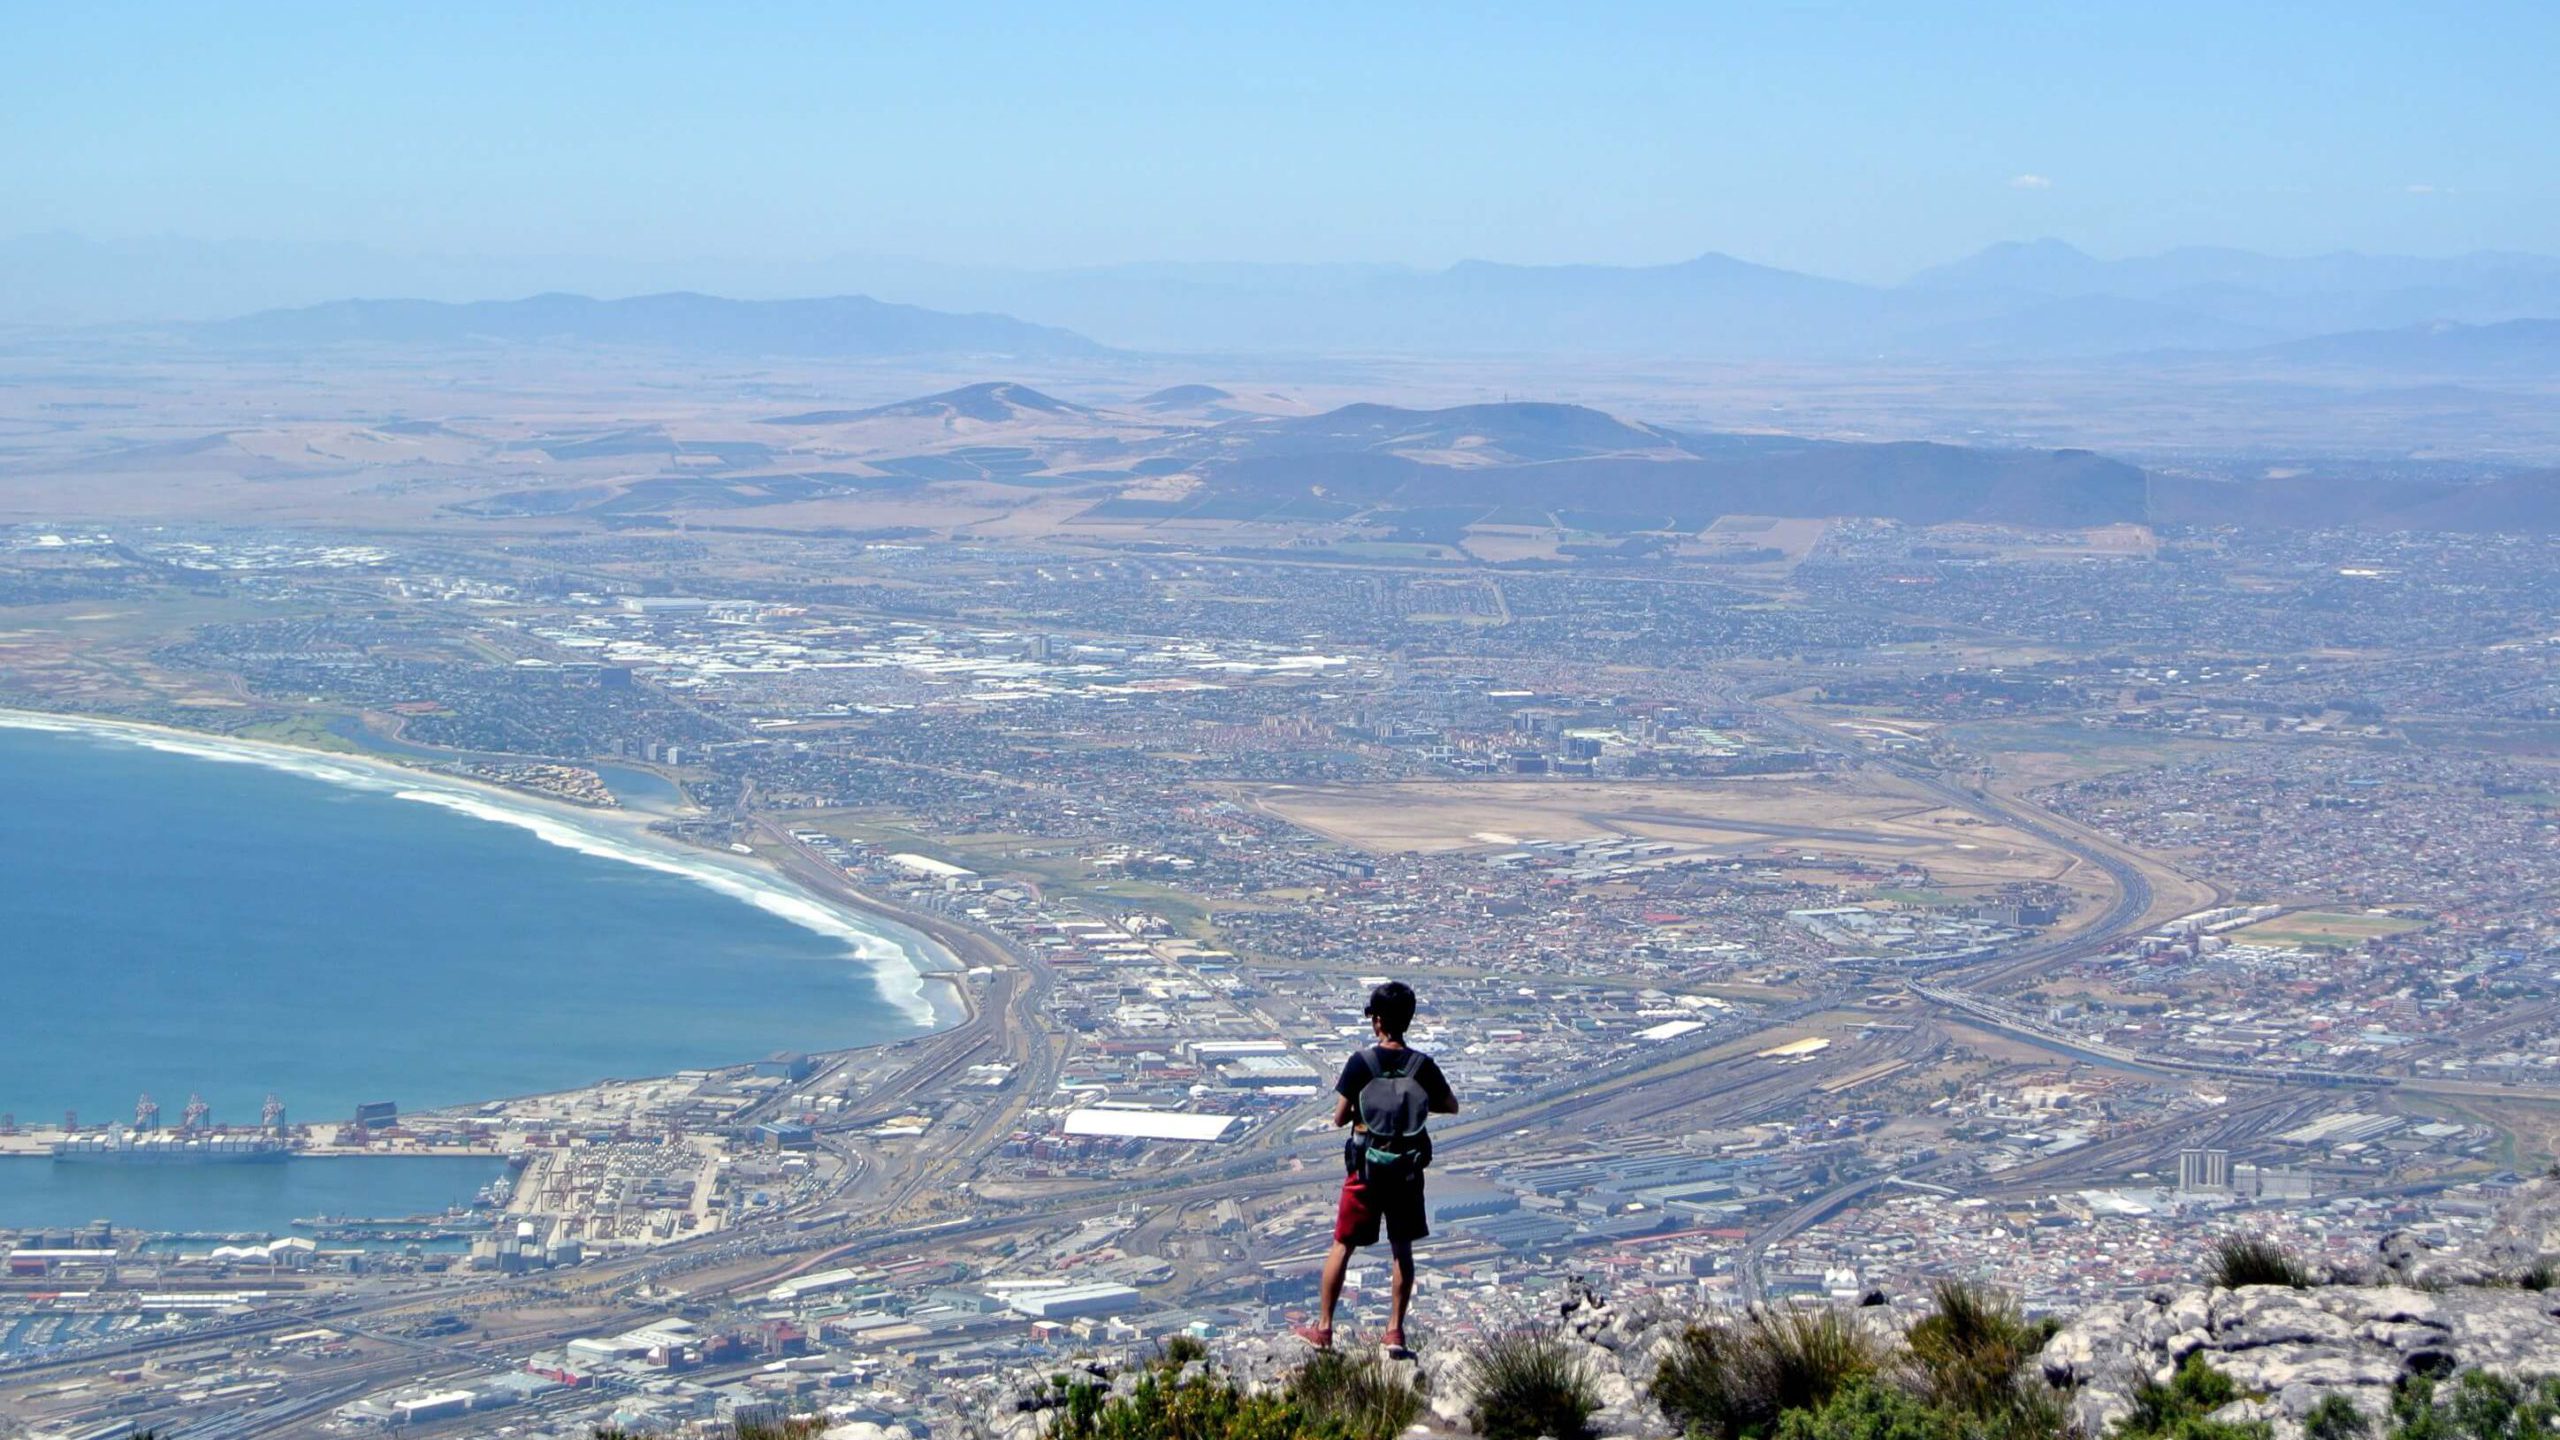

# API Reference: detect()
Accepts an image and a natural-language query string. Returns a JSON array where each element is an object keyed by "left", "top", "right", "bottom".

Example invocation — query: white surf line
[{"left": 0, "top": 710, "right": 941, "bottom": 1026}]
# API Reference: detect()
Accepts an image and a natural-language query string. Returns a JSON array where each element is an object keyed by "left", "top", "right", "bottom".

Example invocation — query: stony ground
[{"left": 967, "top": 1179, "right": 2560, "bottom": 1440}]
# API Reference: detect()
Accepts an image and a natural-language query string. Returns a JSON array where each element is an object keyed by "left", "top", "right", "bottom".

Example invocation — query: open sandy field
[
  {"left": 2230, "top": 910, "right": 2427, "bottom": 948},
  {"left": 1242, "top": 773, "right": 2089, "bottom": 892}
]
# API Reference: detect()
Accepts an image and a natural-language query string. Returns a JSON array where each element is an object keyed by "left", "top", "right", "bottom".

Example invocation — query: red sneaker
[
  {"left": 1382, "top": 1327, "right": 1409, "bottom": 1355},
  {"left": 1291, "top": 1322, "right": 1335, "bottom": 1350}
]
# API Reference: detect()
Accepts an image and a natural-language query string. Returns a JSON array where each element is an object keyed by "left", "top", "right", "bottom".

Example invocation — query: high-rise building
[{"left": 2177, "top": 1147, "right": 2231, "bottom": 1193}]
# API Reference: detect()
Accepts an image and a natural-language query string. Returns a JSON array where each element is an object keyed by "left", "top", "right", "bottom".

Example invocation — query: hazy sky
[{"left": 10, "top": 2, "right": 2557, "bottom": 281}]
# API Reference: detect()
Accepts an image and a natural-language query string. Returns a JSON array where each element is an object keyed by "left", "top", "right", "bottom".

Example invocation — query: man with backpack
[{"left": 1295, "top": 981, "right": 1459, "bottom": 1355}]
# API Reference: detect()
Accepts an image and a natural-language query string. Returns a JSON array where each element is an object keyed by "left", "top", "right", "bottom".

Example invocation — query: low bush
[
  {"left": 2113, "top": 1353, "right": 2270, "bottom": 1440},
  {"left": 1028, "top": 1350, "right": 1429, "bottom": 1440},
  {"left": 1463, "top": 1327, "right": 1602, "bottom": 1440},
  {"left": 1289, "top": 1348, "right": 1425, "bottom": 1440},
  {"left": 2304, "top": 1393, "right": 2372, "bottom": 1440},
  {"left": 1902, "top": 1279, "right": 2067, "bottom": 1440},
  {"left": 1045, "top": 1366, "right": 1352, "bottom": 1440},
  {"left": 2388, "top": 1370, "right": 2560, "bottom": 1440},
  {"left": 1654, "top": 1306, "right": 1884, "bottom": 1440},
  {"left": 1772, "top": 1379, "right": 1968, "bottom": 1440}
]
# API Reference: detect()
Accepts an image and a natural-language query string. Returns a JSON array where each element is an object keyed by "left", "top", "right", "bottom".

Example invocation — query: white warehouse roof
[
  {"left": 1009, "top": 1282, "right": 1142, "bottom": 1318},
  {"left": 888, "top": 853, "right": 975, "bottom": 879},
  {"left": 1062, "top": 1107, "right": 1240, "bottom": 1143}
]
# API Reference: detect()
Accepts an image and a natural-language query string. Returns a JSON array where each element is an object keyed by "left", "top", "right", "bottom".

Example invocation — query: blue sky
[{"left": 8, "top": 2, "right": 2556, "bottom": 281}]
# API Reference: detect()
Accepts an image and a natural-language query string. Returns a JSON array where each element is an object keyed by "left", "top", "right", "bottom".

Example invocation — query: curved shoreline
[{"left": 0, "top": 707, "right": 970, "bottom": 1065}]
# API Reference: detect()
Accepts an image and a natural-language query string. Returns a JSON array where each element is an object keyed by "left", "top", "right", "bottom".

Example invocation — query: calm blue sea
[
  {"left": 0, "top": 719, "right": 938, "bottom": 1142},
  {"left": 0, "top": 1156, "right": 506, "bottom": 1235}
]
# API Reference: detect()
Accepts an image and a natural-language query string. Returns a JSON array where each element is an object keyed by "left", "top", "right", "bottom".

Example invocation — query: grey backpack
[{"left": 1355, "top": 1046, "right": 1433, "bottom": 1184}]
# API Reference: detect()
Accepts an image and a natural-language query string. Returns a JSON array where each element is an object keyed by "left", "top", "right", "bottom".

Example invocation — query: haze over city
[{"left": 2, "top": 6, "right": 2558, "bottom": 1440}]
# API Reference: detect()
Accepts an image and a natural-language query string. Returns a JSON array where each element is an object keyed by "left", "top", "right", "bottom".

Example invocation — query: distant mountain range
[
  {"left": 765, "top": 381, "right": 1098, "bottom": 425},
  {"left": 1147, "top": 399, "right": 2149, "bottom": 531},
  {"left": 456, "top": 383, "right": 2150, "bottom": 532},
  {"left": 2151, "top": 466, "right": 2560, "bottom": 533},
  {"left": 2236, "top": 318, "right": 2560, "bottom": 374},
  {"left": 195, "top": 292, "right": 1100, "bottom": 359},
  {"left": 568, "top": 240, "right": 2560, "bottom": 361},
  {"left": 9, "top": 231, "right": 2560, "bottom": 366}
]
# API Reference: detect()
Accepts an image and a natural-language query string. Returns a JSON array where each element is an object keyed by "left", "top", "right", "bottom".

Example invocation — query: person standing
[{"left": 1295, "top": 981, "right": 1458, "bottom": 1355}]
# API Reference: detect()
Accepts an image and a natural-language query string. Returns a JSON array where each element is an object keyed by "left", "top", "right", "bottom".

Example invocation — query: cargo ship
[{"left": 52, "top": 1130, "right": 291, "bottom": 1164}]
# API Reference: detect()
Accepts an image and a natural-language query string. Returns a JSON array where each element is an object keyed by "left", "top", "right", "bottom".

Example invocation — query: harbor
[{"left": 0, "top": 1154, "right": 510, "bottom": 1238}]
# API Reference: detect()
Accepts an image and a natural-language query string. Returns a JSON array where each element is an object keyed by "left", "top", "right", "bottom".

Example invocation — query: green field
[
  {"left": 235, "top": 712, "right": 365, "bottom": 753},
  {"left": 2230, "top": 910, "right": 2426, "bottom": 948}
]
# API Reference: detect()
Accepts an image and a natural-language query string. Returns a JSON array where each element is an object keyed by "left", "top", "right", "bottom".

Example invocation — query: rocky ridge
[{"left": 972, "top": 1179, "right": 2560, "bottom": 1439}]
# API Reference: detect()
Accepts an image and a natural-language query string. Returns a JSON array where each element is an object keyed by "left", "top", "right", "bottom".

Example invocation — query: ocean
[
  {"left": 0, "top": 715, "right": 944, "bottom": 1149},
  {"left": 0, "top": 1155, "right": 508, "bottom": 1236}
]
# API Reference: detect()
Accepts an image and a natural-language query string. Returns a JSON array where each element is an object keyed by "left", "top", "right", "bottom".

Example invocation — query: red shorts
[{"left": 1334, "top": 1175, "right": 1428, "bottom": 1250}]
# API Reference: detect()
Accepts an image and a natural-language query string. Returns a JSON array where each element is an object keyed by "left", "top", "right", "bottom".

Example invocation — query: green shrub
[
  {"left": 1654, "top": 1307, "right": 1884, "bottom": 1440},
  {"left": 2517, "top": 1258, "right": 2557, "bottom": 1293},
  {"left": 1901, "top": 1280, "right": 2068, "bottom": 1440},
  {"left": 1772, "top": 1379, "right": 1967, "bottom": 1440},
  {"left": 1289, "top": 1348, "right": 1425, "bottom": 1440},
  {"left": 2388, "top": 1370, "right": 2560, "bottom": 1440},
  {"left": 1655, "top": 1313, "right": 1749, "bottom": 1438},
  {"left": 2304, "top": 1393, "right": 2372, "bottom": 1440},
  {"left": 2209, "top": 1235, "right": 2311, "bottom": 1290},
  {"left": 1046, "top": 1365, "right": 1352, "bottom": 1440},
  {"left": 1463, "top": 1327, "right": 1602, "bottom": 1440},
  {"left": 1903, "top": 1280, "right": 2038, "bottom": 1414},
  {"left": 1159, "top": 1333, "right": 1210, "bottom": 1367},
  {"left": 2113, "top": 1353, "right": 2269, "bottom": 1440}
]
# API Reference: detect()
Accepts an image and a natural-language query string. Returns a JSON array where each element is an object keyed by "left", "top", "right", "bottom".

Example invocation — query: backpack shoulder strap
[{"left": 1367, "top": 1044, "right": 1409, "bottom": 1078}]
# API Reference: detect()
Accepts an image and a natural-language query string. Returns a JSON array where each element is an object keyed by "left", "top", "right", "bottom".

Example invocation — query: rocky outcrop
[
  {"left": 2039, "top": 1283, "right": 2560, "bottom": 1439},
  {"left": 975, "top": 1179, "right": 2560, "bottom": 1439},
  {"left": 1410, "top": 1281, "right": 1685, "bottom": 1439},
  {"left": 2479, "top": 1176, "right": 2560, "bottom": 1281}
]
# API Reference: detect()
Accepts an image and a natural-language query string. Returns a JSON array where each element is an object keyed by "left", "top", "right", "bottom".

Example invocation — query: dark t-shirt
[{"left": 1337, "top": 1044, "right": 1456, "bottom": 1178}]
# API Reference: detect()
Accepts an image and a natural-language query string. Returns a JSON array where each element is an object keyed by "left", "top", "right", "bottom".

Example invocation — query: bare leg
[
  {"left": 1387, "top": 1241, "right": 1417, "bottom": 1338},
  {"left": 1315, "top": 1241, "right": 1354, "bottom": 1333}
]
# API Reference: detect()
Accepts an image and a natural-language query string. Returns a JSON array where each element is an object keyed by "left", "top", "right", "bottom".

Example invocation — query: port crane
[{"left": 134, "top": 1092, "right": 161, "bottom": 1130}]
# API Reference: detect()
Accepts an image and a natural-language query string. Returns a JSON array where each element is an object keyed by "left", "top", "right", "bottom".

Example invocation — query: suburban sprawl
[{"left": 0, "top": 359, "right": 2556, "bottom": 1439}]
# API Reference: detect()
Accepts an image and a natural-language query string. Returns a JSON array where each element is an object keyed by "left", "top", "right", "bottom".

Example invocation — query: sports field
[{"left": 2229, "top": 910, "right": 2426, "bottom": 948}]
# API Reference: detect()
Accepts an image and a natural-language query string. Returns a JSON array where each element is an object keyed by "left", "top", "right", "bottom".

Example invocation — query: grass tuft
[
  {"left": 2209, "top": 1235, "right": 2311, "bottom": 1290},
  {"left": 1463, "top": 1327, "right": 1603, "bottom": 1440},
  {"left": 1653, "top": 1305, "right": 1884, "bottom": 1440},
  {"left": 1290, "top": 1348, "right": 1425, "bottom": 1440},
  {"left": 1902, "top": 1279, "right": 2068, "bottom": 1440}
]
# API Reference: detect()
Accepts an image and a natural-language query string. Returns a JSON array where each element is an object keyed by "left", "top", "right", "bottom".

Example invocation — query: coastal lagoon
[{"left": 0, "top": 715, "right": 947, "bottom": 1163}]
